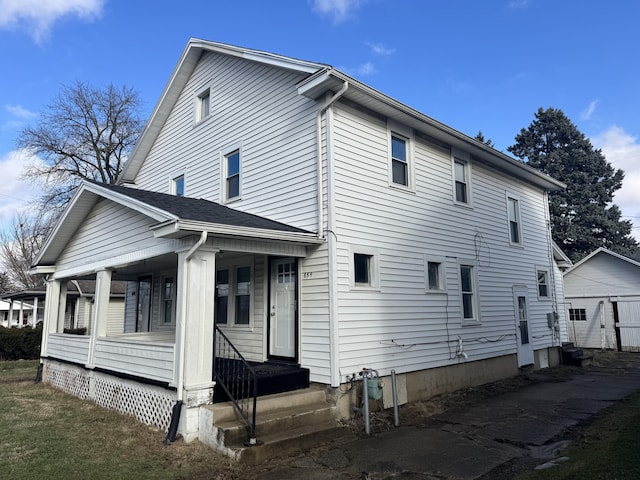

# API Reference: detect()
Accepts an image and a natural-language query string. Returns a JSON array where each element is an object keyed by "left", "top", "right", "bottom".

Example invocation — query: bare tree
[
  {"left": 17, "top": 81, "right": 143, "bottom": 215},
  {"left": 0, "top": 210, "right": 52, "bottom": 291}
]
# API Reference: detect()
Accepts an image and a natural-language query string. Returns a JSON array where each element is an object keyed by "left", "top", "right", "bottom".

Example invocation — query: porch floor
[{"left": 213, "top": 359, "right": 310, "bottom": 403}]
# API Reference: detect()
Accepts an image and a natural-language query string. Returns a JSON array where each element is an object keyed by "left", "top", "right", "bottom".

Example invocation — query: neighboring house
[
  {"left": 0, "top": 299, "right": 34, "bottom": 328},
  {"left": 32, "top": 39, "right": 567, "bottom": 451},
  {"left": 1, "top": 282, "right": 126, "bottom": 331},
  {"left": 564, "top": 247, "right": 640, "bottom": 351}
]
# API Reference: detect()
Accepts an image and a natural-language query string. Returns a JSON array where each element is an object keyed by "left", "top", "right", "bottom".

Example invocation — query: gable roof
[
  {"left": 33, "top": 181, "right": 318, "bottom": 268},
  {"left": 119, "top": 38, "right": 565, "bottom": 192},
  {"left": 564, "top": 247, "right": 640, "bottom": 275}
]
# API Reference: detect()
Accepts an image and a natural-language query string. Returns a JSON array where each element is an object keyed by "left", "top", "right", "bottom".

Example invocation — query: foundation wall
[{"left": 332, "top": 348, "right": 560, "bottom": 419}]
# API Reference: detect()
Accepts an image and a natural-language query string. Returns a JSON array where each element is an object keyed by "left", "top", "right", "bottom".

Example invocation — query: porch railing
[{"left": 213, "top": 325, "right": 259, "bottom": 446}]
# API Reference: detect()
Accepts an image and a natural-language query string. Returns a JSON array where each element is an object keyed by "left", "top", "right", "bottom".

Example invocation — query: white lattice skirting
[{"left": 43, "top": 360, "right": 176, "bottom": 431}]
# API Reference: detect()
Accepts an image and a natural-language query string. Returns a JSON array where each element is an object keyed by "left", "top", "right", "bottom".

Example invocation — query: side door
[{"left": 513, "top": 286, "right": 534, "bottom": 366}]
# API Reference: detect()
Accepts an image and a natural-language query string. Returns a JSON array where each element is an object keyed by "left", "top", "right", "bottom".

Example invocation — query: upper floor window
[
  {"left": 537, "top": 270, "right": 549, "bottom": 298},
  {"left": 507, "top": 197, "right": 522, "bottom": 245},
  {"left": 454, "top": 160, "right": 469, "bottom": 204},
  {"left": 173, "top": 175, "right": 184, "bottom": 197},
  {"left": 391, "top": 134, "right": 408, "bottom": 186},
  {"left": 225, "top": 150, "right": 241, "bottom": 201},
  {"left": 196, "top": 89, "right": 210, "bottom": 122}
]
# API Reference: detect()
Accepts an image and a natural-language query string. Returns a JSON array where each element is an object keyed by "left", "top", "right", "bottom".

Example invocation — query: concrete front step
[
  {"left": 209, "top": 385, "right": 328, "bottom": 423},
  {"left": 201, "top": 385, "right": 347, "bottom": 463},
  {"left": 220, "top": 402, "right": 337, "bottom": 446}
]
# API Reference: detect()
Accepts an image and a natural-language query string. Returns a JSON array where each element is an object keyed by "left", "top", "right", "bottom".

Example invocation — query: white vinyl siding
[
  {"left": 56, "top": 199, "right": 164, "bottom": 274},
  {"left": 330, "top": 102, "right": 559, "bottom": 377},
  {"left": 133, "top": 51, "right": 320, "bottom": 232}
]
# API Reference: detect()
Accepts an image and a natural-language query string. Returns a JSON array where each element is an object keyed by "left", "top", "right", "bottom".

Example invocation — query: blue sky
[{"left": 1, "top": 0, "right": 640, "bottom": 237}]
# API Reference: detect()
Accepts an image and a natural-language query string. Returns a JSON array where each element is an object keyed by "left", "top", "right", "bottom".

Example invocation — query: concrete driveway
[{"left": 250, "top": 353, "right": 640, "bottom": 479}]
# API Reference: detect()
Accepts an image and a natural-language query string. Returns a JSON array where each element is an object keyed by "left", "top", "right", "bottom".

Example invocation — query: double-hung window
[
  {"left": 225, "top": 150, "right": 241, "bottom": 201},
  {"left": 454, "top": 160, "right": 469, "bottom": 204},
  {"left": 391, "top": 134, "right": 408, "bottom": 186},
  {"left": 537, "top": 270, "right": 549, "bottom": 298},
  {"left": 507, "top": 197, "right": 522, "bottom": 245},
  {"left": 214, "top": 266, "right": 252, "bottom": 326},
  {"left": 460, "top": 264, "right": 477, "bottom": 321},
  {"left": 196, "top": 89, "right": 210, "bottom": 122},
  {"left": 162, "top": 277, "right": 175, "bottom": 325}
]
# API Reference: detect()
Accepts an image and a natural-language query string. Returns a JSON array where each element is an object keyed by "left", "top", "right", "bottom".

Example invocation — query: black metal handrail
[{"left": 213, "top": 325, "right": 259, "bottom": 445}]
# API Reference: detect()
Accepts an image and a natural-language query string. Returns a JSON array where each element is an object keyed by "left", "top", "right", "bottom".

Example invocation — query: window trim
[
  {"left": 506, "top": 194, "right": 523, "bottom": 246},
  {"left": 160, "top": 276, "right": 176, "bottom": 326},
  {"left": 452, "top": 151, "right": 472, "bottom": 206},
  {"left": 195, "top": 88, "right": 211, "bottom": 123},
  {"left": 387, "top": 121, "right": 414, "bottom": 191},
  {"left": 536, "top": 268, "right": 550, "bottom": 299},
  {"left": 459, "top": 260, "right": 479, "bottom": 324},
  {"left": 221, "top": 146, "right": 242, "bottom": 203},
  {"left": 348, "top": 246, "right": 380, "bottom": 291},
  {"left": 214, "top": 261, "right": 254, "bottom": 328},
  {"left": 425, "top": 255, "right": 447, "bottom": 293},
  {"left": 172, "top": 174, "right": 185, "bottom": 197}
]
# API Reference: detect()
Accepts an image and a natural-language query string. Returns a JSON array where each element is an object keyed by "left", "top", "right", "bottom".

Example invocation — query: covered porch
[{"left": 33, "top": 182, "right": 322, "bottom": 437}]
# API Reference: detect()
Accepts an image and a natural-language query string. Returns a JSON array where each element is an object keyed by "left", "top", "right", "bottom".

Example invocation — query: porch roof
[{"left": 34, "top": 182, "right": 320, "bottom": 269}]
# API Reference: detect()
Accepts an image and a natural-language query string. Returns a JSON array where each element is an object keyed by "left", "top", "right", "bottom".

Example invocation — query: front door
[
  {"left": 513, "top": 286, "right": 534, "bottom": 366},
  {"left": 269, "top": 257, "right": 297, "bottom": 359}
]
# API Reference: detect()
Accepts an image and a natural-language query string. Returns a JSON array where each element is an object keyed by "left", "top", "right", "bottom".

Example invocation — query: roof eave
[
  {"left": 152, "top": 220, "right": 323, "bottom": 245},
  {"left": 298, "top": 69, "right": 565, "bottom": 192}
]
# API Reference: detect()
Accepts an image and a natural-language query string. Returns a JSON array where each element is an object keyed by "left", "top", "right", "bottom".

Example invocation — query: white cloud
[
  {"left": 508, "top": 0, "right": 531, "bottom": 10},
  {"left": 340, "top": 61, "right": 377, "bottom": 77},
  {"left": 591, "top": 126, "right": 640, "bottom": 239},
  {"left": 365, "top": 41, "right": 395, "bottom": 56},
  {"left": 0, "top": 0, "right": 105, "bottom": 44},
  {"left": 0, "top": 149, "right": 41, "bottom": 230},
  {"left": 312, "top": 0, "right": 366, "bottom": 24},
  {"left": 5, "top": 104, "right": 38, "bottom": 120},
  {"left": 581, "top": 100, "right": 598, "bottom": 121}
]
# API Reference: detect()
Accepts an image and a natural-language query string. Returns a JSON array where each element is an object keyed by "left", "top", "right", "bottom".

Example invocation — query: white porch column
[
  {"left": 87, "top": 269, "right": 113, "bottom": 368},
  {"left": 41, "top": 279, "right": 62, "bottom": 358},
  {"left": 32, "top": 296, "right": 39, "bottom": 328},
  {"left": 175, "top": 245, "right": 217, "bottom": 441},
  {"left": 8, "top": 300, "right": 14, "bottom": 327},
  {"left": 57, "top": 281, "right": 68, "bottom": 332},
  {"left": 18, "top": 301, "right": 24, "bottom": 328}
]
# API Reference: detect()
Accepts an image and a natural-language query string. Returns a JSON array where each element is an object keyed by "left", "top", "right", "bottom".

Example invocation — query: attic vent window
[{"left": 196, "top": 89, "right": 210, "bottom": 122}]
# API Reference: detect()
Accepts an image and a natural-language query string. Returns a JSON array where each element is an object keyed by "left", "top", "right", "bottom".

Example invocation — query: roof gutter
[{"left": 316, "top": 80, "right": 349, "bottom": 238}]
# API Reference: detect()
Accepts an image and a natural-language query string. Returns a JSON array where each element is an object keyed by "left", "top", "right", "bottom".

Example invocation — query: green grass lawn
[{"left": 0, "top": 360, "right": 243, "bottom": 480}]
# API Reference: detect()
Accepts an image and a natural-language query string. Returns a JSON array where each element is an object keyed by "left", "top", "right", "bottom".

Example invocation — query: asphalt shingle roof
[{"left": 97, "top": 183, "right": 311, "bottom": 234}]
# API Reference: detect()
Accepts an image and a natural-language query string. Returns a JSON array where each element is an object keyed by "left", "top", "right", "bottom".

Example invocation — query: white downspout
[
  {"left": 176, "top": 231, "right": 208, "bottom": 401},
  {"left": 316, "top": 81, "right": 349, "bottom": 238},
  {"left": 314, "top": 81, "right": 348, "bottom": 388}
]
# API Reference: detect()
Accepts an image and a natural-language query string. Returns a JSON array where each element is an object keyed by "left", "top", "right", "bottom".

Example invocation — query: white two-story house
[{"left": 33, "top": 38, "right": 567, "bottom": 451}]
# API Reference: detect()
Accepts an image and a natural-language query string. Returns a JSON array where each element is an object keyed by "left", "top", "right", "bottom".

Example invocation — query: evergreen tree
[
  {"left": 474, "top": 131, "right": 495, "bottom": 148},
  {"left": 508, "top": 107, "right": 637, "bottom": 262}
]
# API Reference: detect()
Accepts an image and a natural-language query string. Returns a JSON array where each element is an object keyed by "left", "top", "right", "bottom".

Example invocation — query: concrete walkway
[{"left": 249, "top": 353, "right": 640, "bottom": 479}]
